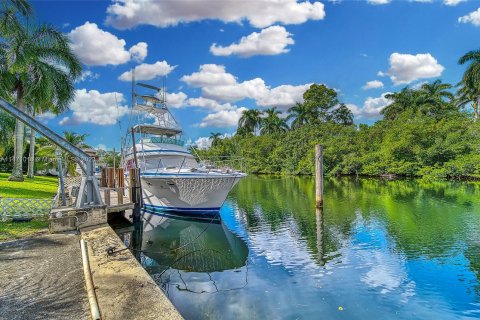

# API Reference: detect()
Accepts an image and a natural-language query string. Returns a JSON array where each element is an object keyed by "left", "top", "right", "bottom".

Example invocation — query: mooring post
[
  {"left": 130, "top": 168, "right": 142, "bottom": 223},
  {"left": 315, "top": 144, "right": 323, "bottom": 208}
]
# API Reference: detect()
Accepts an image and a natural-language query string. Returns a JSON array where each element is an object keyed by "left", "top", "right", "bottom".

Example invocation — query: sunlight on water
[{"left": 129, "top": 177, "right": 480, "bottom": 319}]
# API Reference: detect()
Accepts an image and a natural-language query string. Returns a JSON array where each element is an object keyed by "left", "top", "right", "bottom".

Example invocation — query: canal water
[{"left": 119, "top": 176, "right": 480, "bottom": 319}]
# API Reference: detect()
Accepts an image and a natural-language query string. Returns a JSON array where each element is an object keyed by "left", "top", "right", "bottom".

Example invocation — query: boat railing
[{"left": 199, "top": 156, "right": 246, "bottom": 175}]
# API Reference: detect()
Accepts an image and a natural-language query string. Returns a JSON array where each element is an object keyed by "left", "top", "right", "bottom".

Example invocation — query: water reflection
[
  {"left": 141, "top": 213, "right": 248, "bottom": 272},
  {"left": 116, "top": 176, "right": 480, "bottom": 319}
]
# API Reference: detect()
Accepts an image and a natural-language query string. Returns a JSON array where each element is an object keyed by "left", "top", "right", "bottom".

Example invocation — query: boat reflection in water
[
  {"left": 141, "top": 212, "right": 249, "bottom": 273},
  {"left": 116, "top": 210, "right": 249, "bottom": 301}
]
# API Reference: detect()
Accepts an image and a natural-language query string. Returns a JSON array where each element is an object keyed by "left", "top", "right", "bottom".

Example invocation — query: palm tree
[
  {"left": 209, "top": 132, "right": 222, "bottom": 147},
  {"left": 37, "top": 131, "right": 90, "bottom": 176},
  {"left": 0, "top": 13, "right": 82, "bottom": 181},
  {"left": 457, "top": 83, "right": 479, "bottom": 120},
  {"left": 260, "top": 107, "right": 289, "bottom": 135},
  {"left": 287, "top": 102, "right": 314, "bottom": 129},
  {"left": 418, "top": 80, "right": 454, "bottom": 117},
  {"left": 381, "top": 87, "right": 421, "bottom": 121},
  {"left": 238, "top": 109, "right": 263, "bottom": 135},
  {"left": 1, "top": 0, "right": 32, "bottom": 16},
  {"left": 0, "top": 110, "right": 14, "bottom": 154},
  {"left": 458, "top": 49, "right": 480, "bottom": 121}
]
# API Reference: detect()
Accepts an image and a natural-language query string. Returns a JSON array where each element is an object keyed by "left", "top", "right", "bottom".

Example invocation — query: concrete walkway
[{"left": 0, "top": 233, "right": 89, "bottom": 320}]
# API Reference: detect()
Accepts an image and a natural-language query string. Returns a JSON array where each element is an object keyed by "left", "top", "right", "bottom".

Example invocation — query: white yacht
[{"left": 124, "top": 82, "right": 246, "bottom": 216}]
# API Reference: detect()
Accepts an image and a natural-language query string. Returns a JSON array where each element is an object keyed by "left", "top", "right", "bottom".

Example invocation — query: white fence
[{"left": 0, "top": 198, "right": 55, "bottom": 220}]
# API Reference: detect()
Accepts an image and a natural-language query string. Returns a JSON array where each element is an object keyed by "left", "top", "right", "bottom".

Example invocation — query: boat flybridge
[{"left": 124, "top": 81, "right": 246, "bottom": 216}]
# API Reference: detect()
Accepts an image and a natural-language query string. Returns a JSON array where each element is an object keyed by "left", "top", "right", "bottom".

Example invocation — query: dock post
[
  {"left": 130, "top": 168, "right": 142, "bottom": 223},
  {"left": 315, "top": 144, "right": 323, "bottom": 208}
]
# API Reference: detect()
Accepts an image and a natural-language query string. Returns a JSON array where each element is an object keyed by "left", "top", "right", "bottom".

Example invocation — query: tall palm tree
[
  {"left": 0, "top": 13, "right": 82, "bottom": 181},
  {"left": 238, "top": 109, "right": 263, "bottom": 135},
  {"left": 287, "top": 102, "right": 314, "bottom": 129},
  {"left": 209, "top": 132, "right": 222, "bottom": 147},
  {"left": 37, "top": 131, "right": 90, "bottom": 176},
  {"left": 0, "top": 110, "right": 15, "bottom": 154},
  {"left": 457, "top": 83, "right": 479, "bottom": 120},
  {"left": 381, "top": 87, "right": 421, "bottom": 121},
  {"left": 1, "top": 0, "right": 32, "bottom": 16},
  {"left": 418, "top": 80, "right": 454, "bottom": 117},
  {"left": 260, "top": 107, "right": 289, "bottom": 135},
  {"left": 458, "top": 49, "right": 480, "bottom": 121}
]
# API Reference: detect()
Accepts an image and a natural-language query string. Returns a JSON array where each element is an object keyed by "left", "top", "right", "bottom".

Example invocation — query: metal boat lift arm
[{"left": 0, "top": 97, "right": 103, "bottom": 207}]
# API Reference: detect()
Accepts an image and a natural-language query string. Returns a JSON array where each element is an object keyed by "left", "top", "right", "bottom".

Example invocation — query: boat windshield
[
  {"left": 150, "top": 136, "right": 185, "bottom": 146},
  {"left": 142, "top": 155, "right": 199, "bottom": 171}
]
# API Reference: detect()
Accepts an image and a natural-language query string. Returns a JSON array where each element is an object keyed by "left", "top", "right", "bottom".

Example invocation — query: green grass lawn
[
  {"left": 0, "top": 220, "right": 49, "bottom": 242},
  {"left": 0, "top": 172, "right": 58, "bottom": 198}
]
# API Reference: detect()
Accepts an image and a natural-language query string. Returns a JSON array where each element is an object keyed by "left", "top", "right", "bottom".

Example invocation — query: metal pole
[
  {"left": 315, "top": 144, "right": 323, "bottom": 208},
  {"left": 56, "top": 149, "right": 66, "bottom": 206}
]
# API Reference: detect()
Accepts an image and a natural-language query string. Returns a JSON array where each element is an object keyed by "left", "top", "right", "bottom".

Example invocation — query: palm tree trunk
[
  {"left": 9, "top": 85, "right": 25, "bottom": 181},
  {"left": 475, "top": 97, "right": 480, "bottom": 122},
  {"left": 27, "top": 127, "right": 35, "bottom": 178}
]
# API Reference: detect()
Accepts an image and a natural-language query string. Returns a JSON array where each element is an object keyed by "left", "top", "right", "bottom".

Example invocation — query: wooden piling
[
  {"left": 104, "top": 189, "right": 111, "bottom": 206},
  {"left": 107, "top": 168, "right": 115, "bottom": 188},
  {"left": 315, "top": 144, "right": 323, "bottom": 208},
  {"left": 100, "top": 168, "right": 107, "bottom": 188},
  {"left": 116, "top": 168, "right": 124, "bottom": 205},
  {"left": 130, "top": 168, "right": 142, "bottom": 223}
]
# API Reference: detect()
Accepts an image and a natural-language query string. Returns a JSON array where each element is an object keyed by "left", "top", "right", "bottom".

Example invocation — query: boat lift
[{"left": 0, "top": 97, "right": 102, "bottom": 208}]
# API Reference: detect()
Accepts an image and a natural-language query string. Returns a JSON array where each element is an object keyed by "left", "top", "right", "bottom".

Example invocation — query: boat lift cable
[{"left": 0, "top": 97, "right": 102, "bottom": 207}]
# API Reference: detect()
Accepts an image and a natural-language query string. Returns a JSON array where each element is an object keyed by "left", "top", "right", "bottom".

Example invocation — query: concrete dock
[
  {"left": 0, "top": 225, "right": 182, "bottom": 320},
  {"left": 0, "top": 233, "right": 90, "bottom": 320},
  {"left": 82, "top": 225, "right": 182, "bottom": 320}
]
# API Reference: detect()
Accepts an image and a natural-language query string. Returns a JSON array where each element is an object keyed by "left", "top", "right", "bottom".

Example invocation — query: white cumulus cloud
[
  {"left": 210, "top": 26, "right": 294, "bottom": 57},
  {"left": 367, "top": 0, "right": 391, "bottom": 4},
  {"left": 347, "top": 92, "right": 392, "bottom": 119},
  {"left": 459, "top": 8, "right": 480, "bottom": 26},
  {"left": 119, "top": 61, "right": 177, "bottom": 81},
  {"left": 194, "top": 137, "right": 212, "bottom": 150},
  {"left": 381, "top": 53, "right": 444, "bottom": 85},
  {"left": 165, "top": 92, "right": 188, "bottom": 108},
  {"left": 129, "top": 42, "right": 148, "bottom": 62},
  {"left": 199, "top": 107, "right": 248, "bottom": 128},
  {"left": 363, "top": 80, "right": 384, "bottom": 90},
  {"left": 68, "top": 22, "right": 147, "bottom": 66},
  {"left": 106, "top": 0, "right": 325, "bottom": 29},
  {"left": 181, "top": 64, "right": 309, "bottom": 111},
  {"left": 187, "top": 97, "right": 236, "bottom": 111},
  {"left": 59, "top": 89, "right": 129, "bottom": 125},
  {"left": 444, "top": 0, "right": 465, "bottom": 5}
]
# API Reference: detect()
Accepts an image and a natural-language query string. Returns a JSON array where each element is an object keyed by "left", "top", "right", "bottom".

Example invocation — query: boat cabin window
[{"left": 142, "top": 155, "right": 198, "bottom": 170}]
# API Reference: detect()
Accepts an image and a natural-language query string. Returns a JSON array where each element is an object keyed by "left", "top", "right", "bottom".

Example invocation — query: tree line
[{"left": 202, "top": 50, "right": 480, "bottom": 180}]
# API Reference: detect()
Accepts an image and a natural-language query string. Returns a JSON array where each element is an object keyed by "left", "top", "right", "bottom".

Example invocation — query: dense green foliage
[{"left": 198, "top": 78, "right": 480, "bottom": 180}]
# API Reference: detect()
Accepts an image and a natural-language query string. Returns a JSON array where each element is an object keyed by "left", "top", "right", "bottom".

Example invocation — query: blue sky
[{"left": 30, "top": 0, "right": 480, "bottom": 149}]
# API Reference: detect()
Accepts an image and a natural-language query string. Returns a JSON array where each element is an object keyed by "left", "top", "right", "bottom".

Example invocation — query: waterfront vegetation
[{"left": 199, "top": 76, "right": 480, "bottom": 180}]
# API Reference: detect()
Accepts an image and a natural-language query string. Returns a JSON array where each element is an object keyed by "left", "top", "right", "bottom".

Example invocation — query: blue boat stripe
[{"left": 144, "top": 203, "right": 221, "bottom": 211}]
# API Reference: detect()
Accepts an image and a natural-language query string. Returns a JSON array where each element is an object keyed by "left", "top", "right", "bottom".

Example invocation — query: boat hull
[{"left": 140, "top": 174, "right": 243, "bottom": 215}]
